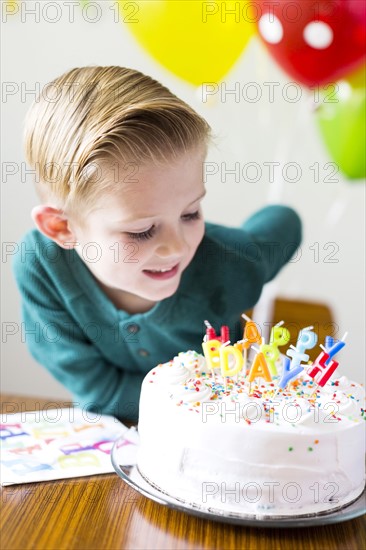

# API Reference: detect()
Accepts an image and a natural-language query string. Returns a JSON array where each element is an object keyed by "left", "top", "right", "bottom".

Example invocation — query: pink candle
[
  {"left": 306, "top": 351, "right": 339, "bottom": 387},
  {"left": 220, "top": 325, "right": 230, "bottom": 343}
]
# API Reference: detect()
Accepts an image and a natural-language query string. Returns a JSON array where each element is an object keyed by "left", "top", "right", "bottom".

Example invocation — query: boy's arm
[
  {"left": 13, "top": 257, "right": 144, "bottom": 422},
  {"left": 241, "top": 205, "right": 302, "bottom": 283}
]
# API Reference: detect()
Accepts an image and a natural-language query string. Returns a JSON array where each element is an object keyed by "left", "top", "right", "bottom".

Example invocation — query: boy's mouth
[{"left": 142, "top": 264, "right": 179, "bottom": 280}]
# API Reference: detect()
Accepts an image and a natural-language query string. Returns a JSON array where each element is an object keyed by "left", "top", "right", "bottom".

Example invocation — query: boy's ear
[{"left": 31, "top": 206, "right": 78, "bottom": 249}]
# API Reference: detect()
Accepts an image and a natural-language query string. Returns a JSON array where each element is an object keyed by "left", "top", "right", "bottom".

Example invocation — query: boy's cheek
[{"left": 195, "top": 223, "right": 205, "bottom": 246}]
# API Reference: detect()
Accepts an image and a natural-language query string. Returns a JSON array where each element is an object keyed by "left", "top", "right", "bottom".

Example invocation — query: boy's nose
[{"left": 155, "top": 227, "right": 188, "bottom": 259}]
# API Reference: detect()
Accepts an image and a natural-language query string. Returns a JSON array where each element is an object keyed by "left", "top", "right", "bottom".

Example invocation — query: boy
[{"left": 13, "top": 66, "right": 301, "bottom": 421}]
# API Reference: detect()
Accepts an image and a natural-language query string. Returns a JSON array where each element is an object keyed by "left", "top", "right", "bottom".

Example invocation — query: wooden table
[{"left": 1, "top": 394, "right": 365, "bottom": 550}]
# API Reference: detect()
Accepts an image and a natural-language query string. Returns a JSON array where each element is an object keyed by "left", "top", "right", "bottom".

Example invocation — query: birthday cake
[{"left": 137, "top": 320, "right": 365, "bottom": 517}]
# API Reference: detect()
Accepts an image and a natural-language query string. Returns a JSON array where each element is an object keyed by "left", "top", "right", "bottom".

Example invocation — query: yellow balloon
[{"left": 118, "top": 1, "right": 256, "bottom": 85}]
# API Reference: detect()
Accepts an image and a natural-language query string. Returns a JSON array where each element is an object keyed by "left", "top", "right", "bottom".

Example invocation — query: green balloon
[{"left": 316, "top": 84, "right": 366, "bottom": 181}]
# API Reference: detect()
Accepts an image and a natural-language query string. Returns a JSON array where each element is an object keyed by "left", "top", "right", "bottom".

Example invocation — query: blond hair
[{"left": 24, "top": 66, "right": 211, "bottom": 218}]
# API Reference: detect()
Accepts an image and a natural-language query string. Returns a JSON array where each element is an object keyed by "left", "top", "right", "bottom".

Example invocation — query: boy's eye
[
  {"left": 126, "top": 226, "right": 156, "bottom": 241},
  {"left": 124, "top": 212, "right": 200, "bottom": 241},
  {"left": 182, "top": 211, "right": 201, "bottom": 221}
]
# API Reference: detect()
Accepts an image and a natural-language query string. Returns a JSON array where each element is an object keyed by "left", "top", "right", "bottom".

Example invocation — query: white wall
[{"left": 2, "top": 2, "right": 365, "bottom": 399}]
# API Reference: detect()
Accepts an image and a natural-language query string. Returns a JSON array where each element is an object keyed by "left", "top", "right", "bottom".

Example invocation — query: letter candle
[
  {"left": 219, "top": 341, "right": 243, "bottom": 390},
  {"left": 240, "top": 314, "right": 262, "bottom": 374},
  {"left": 260, "top": 321, "right": 290, "bottom": 376},
  {"left": 247, "top": 350, "right": 272, "bottom": 383},
  {"left": 306, "top": 332, "right": 347, "bottom": 387},
  {"left": 321, "top": 332, "right": 347, "bottom": 364},
  {"left": 204, "top": 320, "right": 216, "bottom": 342},
  {"left": 204, "top": 320, "right": 230, "bottom": 343},
  {"left": 306, "top": 352, "right": 339, "bottom": 387},
  {"left": 220, "top": 325, "right": 230, "bottom": 343},
  {"left": 278, "top": 327, "right": 317, "bottom": 390},
  {"left": 201, "top": 339, "right": 221, "bottom": 379},
  {"left": 201, "top": 318, "right": 348, "bottom": 400}
]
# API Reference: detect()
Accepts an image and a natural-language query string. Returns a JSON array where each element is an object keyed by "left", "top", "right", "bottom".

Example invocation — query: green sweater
[{"left": 13, "top": 205, "right": 301, "bottom": 421}]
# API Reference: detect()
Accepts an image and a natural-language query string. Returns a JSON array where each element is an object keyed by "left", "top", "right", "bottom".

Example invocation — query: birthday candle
[
  {"left": 260, "top": 324, "right": 290, "bottom": 376},
  {"left": 220, "top": 325, "right": 230, "bottom": 343},
  {"left": 306, "top": 351, "right": 339, "bottom": 387},
  {"left": 220, "top": 345, "right": 243, "bottom": 378},
  {"left": 204, "top": 321, "right": 231, "bottom": 344},
  {"left": 286, "top": 327, "right": 317, "bottom": 369},
  {"left": 279, "top": 328, "right": 317, "bottom": 389},
  {"left": 237, "top": 315, "right": 262, "bottom": 373},
  {"left": 278, "top": 356, "right": 302, "bottom": 390},
  {"left": 206, "top": 327, "right": 216, "bottom": 341},
  {"left": 247, "top": 352, "right": 272, "bottom": 383},
  {"left": 322, "top": 333, "right": 347, "bottom": 364},
  {"left": 204, "top": 320, "right": 216, "bottom": 342},
  {"left": 201, "top": 339, "right": 221, "bottom": 376},
  {"left": 242, "top": 320, "right": 262, "bottom": 347}
]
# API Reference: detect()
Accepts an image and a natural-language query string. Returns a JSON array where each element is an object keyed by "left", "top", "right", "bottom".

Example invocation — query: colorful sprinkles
[{"left": 149, "top": 354, "right": 365, "bottom": 428}]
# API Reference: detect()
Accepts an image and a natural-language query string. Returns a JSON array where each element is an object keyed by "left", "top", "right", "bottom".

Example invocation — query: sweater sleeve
[
  {"left": 241, "top": 205, "right": 302, "bottom": 283},
  {"left": 12, "top": 250, "right": 144, "bottom": 422}
]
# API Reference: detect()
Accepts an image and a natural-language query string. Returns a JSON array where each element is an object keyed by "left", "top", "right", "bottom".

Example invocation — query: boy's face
[{"left": 69, "top": 148, "right": 206, "bottom": 312}]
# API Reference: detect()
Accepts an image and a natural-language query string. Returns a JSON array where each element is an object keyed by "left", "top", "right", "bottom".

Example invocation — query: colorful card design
[{"left": 0, "top": 408, "right": 131, "bottom": 485}]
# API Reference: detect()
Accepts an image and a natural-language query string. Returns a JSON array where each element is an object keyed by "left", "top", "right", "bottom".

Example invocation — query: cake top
[
  {"left": 145, "top": 350, "right": 365, "bottom": 431},
  {"left": 143, "top": 313, "right": 365, "bottom": 432}
]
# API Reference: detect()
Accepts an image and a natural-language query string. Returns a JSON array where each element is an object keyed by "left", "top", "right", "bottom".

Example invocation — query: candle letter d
[{"left": 220, "top": 345, "right": 243, "bottom": 378}]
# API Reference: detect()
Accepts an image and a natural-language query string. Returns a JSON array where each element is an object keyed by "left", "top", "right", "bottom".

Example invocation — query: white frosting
[{"left": 138, "top": 351, "right": 365, "bottom": 517}]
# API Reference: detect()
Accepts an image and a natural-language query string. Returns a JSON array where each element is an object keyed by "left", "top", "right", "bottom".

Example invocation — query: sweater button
[
  {"left": 138, "top": 348, "right": 150, "bottom": 357},
  {"left": 127, "top": 323, "right": 140, "bottom": 334}
]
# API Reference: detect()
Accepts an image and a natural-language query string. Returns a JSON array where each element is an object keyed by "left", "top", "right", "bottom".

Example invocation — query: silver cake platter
[{"left": 111, "top": 432, "right": 366, "bottom": 528}]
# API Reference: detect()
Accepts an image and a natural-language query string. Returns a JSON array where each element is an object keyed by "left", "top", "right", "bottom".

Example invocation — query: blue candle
[
  {"left": 279, "top": 328, "right": 318, "bottom": 389},
  {"left": 323, "top": 333, "right": 347, "bottom": 365}
]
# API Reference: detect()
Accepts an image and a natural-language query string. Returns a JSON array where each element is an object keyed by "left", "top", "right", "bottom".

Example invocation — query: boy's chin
[{"left": 143, "top": 280, "right": 180, "bottom": 302}]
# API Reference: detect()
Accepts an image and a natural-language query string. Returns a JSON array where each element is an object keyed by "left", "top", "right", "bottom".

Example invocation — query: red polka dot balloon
[{"left": 255, "top": 0, "right": 366, "bottom": 87}]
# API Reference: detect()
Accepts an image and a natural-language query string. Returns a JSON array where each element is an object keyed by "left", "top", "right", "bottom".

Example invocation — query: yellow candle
[
  {"left": 202, "top": 339, "right": 221, "bottom": 374},
  {"left": 248, "top": 352, "right": 272, "bottom": 382},
  {"left": 260, "top": 326, "right": 291, "bottom": 375},
  {"left": 271, "top": 325, "right": 291, "bottom": 347},
  {"left": 220, "top": 345, "right": 243, "bottom": 378}
]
